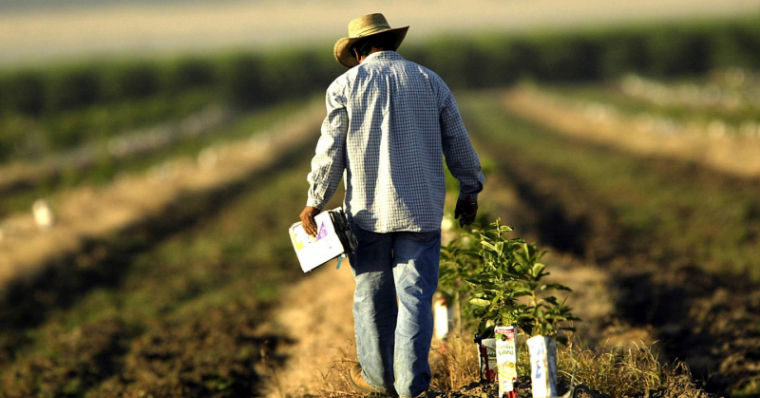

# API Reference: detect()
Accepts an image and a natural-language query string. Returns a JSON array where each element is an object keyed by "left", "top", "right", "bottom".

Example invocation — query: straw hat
[{"left": 333, "top": 13, "right": 409, "bottom": 68}]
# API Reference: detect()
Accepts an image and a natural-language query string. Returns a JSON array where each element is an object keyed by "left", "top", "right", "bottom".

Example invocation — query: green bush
[
  {"left": 221, "top": 53, "right": 266, "bottom": 107},
  {"left": 168, "top": 57, "right": 216, "bottom": 93},
  {"left": 409, "top": 15, "right": 760, "bottom": 87},
  {"left": 109, "top": 62, "right": 162, "bottom": 99},
  {"left": 220, "top": 48, "right": 338, "bottom": 109},
  {"left": 534, "top": 35, "right": 603, "bottom": 81},
  {"left": 599, "top": 33, "right": 650, "bottom": 78},
  {"left": 47, "top": 66, "right": 103, "bottom": 110},
  {"left": 1, "top": 71, "right": 46, "bottom": 116},
  {"left": 709, "top": 23, "right": 760, "bottom": 69},
  {"left": 644, "top": 27, "right": 711, "bottom": 77}
]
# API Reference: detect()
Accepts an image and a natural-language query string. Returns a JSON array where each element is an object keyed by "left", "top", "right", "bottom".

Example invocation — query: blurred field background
[
  {"left": 3, "top": 0, "right": 760, "bottom": 66},
  {"left": 2, "top": 0, "right": 760, "bottom": 397}
]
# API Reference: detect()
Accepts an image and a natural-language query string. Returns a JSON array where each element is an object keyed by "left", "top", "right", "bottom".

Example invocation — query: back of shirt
[{"left": 307, "top": 51, "right": 483, "bottom": 233}]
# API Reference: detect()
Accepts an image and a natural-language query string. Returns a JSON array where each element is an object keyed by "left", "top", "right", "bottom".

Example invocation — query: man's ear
[{"left": 353, "top": 48, "right": 361, "bottom": 64}]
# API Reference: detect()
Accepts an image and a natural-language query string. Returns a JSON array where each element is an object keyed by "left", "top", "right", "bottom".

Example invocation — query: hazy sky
[
  {"left": 1, "top": 0, "right": 759, "bottom": 67},
  {"left": 0, "top": 0, "right": 244, "bottom": 12}
]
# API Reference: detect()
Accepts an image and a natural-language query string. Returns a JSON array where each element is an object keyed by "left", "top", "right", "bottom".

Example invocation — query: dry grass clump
[
  {"left": 559, "top": 342, "right": 662, "bottom": 396},
  {"left": 429, "top": 335, "right": 481, "bottom": 391},
  {"left": 311, "top": 337, "right": 482, "bottom": 397},
  {"left": 313, "top": 351, "right": 365, "bottom": 398},
  {"left": 559, "top": 342, "right": 709, "bottom": 398},
  {"left": 313, "top": 335, "right": 710, "bottom": 397}
]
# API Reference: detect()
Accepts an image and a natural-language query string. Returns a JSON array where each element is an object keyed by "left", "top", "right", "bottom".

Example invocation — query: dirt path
[{"left": 262, "top": 261, "right": 357, "bottom": 397}]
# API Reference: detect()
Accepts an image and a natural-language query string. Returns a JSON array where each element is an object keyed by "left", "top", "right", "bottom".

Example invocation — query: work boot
[{"left": 349, "top": 362, "right": 394, "bottom": 396}]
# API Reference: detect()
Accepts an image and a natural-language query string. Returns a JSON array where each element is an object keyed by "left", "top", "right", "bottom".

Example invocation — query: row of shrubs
[
  {"left": 0, "top": 48, "right": 342, "bottom": 116},
  {"left": 1, "top": 14, "right": 759, "bottom": 116},
  {"left": 408, "top": 14, "right": 760, "bottom": 89}
]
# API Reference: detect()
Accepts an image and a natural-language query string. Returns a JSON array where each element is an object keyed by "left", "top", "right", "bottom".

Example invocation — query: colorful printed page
[{"left": 289, "top": 211, "right": 345, "bottom": 272}]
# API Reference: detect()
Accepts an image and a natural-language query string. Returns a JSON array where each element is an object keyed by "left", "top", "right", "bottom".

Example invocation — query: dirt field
[{"left": 2, "top": 86, "right": 757, "bottom": 396}]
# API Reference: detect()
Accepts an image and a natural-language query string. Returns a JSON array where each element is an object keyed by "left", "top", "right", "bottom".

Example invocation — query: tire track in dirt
[{"left": 466, "top": 95, "right": 760, "bottom": 395}]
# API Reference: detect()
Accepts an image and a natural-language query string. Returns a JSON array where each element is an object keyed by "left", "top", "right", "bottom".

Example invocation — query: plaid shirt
[{"left": 307, "top": 51, "right": 484, "bottom": 233}]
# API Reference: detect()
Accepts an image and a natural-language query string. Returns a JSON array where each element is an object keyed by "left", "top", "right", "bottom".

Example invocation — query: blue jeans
[{"left": 347, "top": 223, "right": 441, "bottom": 398}]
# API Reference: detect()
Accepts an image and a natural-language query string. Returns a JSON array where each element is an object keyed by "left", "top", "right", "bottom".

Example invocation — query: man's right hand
[
  {"left": 300, "top": 206, "right": 320, "bottom": 236},
  {"left": 454, "top": 194, "right": 478, "bottom": 227}
]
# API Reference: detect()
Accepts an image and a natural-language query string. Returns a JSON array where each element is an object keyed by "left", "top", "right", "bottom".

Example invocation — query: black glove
[{"left": 454, "top": 194, "right": 478, "bottom": 227}]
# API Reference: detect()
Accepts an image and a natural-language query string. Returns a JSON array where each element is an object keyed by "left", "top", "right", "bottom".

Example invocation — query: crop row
[
  {"left": 540, "top": 72, "right": 760, "bottom": 132},
  {"left": 0, "top": 48, "right": 340, "bottom": 117},
  {"left": 405, "top": 14, "right": 760, "bottom": 88},
  {"left": 2, "top": 14, "right": 759, "bottom": 118},
  {"left": 463, "top": 93, "right": 760, "bottom": 281},
  {"left": 0, "top": 89, "right": 217, "bottom": 164},
  {"left": 617, "top": 69, "right": 760, "bottom": 111},
  {"left": 0, "top": 97, "right": 314, "bottom": 220}
]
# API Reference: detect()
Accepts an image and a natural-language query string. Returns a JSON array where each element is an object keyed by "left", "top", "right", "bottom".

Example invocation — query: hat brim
[{"left": 333, "top": 26, "right": 409, "bottom": 68}]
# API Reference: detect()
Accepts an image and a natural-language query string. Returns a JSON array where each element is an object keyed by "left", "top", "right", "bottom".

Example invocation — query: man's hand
[
  {"left": 454, "top": 194, "right": 478, "bottom": 227},
  {"left": 300, "top": 206, "right": 321, "bottom": 236}
]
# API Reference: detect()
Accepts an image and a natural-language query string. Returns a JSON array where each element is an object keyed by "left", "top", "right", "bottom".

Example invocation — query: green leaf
[
  {"left": 469, "top": 298, "right": 491, "bottom": 307},
  {"left": 542, "top": 283, "right": 572, "bottom": 292},
  {"left": 531, "top": 263, "right": 546, "bottom": 278}
]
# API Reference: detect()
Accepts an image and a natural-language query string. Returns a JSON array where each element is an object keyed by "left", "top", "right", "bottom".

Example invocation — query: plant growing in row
[
  {"left": 440, "top": 220, "right": 578, "bottom": 342},
  {"left": 440, "top": 220, "right": 579, "bottom": 397}
]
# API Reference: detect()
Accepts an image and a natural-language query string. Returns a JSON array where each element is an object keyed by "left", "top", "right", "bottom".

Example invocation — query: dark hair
[{"left": 352, "top": 31, "right": 398, "bottom": 57}]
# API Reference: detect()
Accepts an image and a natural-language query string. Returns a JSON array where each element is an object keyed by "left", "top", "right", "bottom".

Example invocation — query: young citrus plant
[{"left": 440, "top": 220, "right": 578, "bottom": 342}]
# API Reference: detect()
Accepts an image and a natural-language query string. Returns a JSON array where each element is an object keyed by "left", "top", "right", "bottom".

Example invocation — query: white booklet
[{"left": 289, "top": 208, "right": 357, "bottom": 273}]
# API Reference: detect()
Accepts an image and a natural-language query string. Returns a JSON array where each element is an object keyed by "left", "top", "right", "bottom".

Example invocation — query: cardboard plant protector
[
  {"left": 476, "top": 336, "right": 497, "bottom": 383},
  {"left": 495, "top": 326, "right": 518, "bottom": 398},
  {"left": 527, "top": 335, "right": 558, "bottom": 398}
]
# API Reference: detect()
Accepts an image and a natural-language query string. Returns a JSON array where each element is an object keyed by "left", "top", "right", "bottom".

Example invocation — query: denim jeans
[{"left": 347, "top": 222, "right": 441, "bottom": 398}]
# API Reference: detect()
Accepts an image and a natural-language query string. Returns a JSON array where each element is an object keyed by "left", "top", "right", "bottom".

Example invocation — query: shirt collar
[{"left": 363, "top": 50, "right": 402, "bottom": 63}]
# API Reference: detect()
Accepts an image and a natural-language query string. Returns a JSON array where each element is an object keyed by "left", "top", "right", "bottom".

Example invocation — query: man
[{"left": 299, "top": 13, "right": 484, "bottom": 398}]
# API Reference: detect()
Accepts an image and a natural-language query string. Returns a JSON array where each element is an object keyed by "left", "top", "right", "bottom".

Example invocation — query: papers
[{"left": 289, "top": 208, "right": 357, "bottom": 273}]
